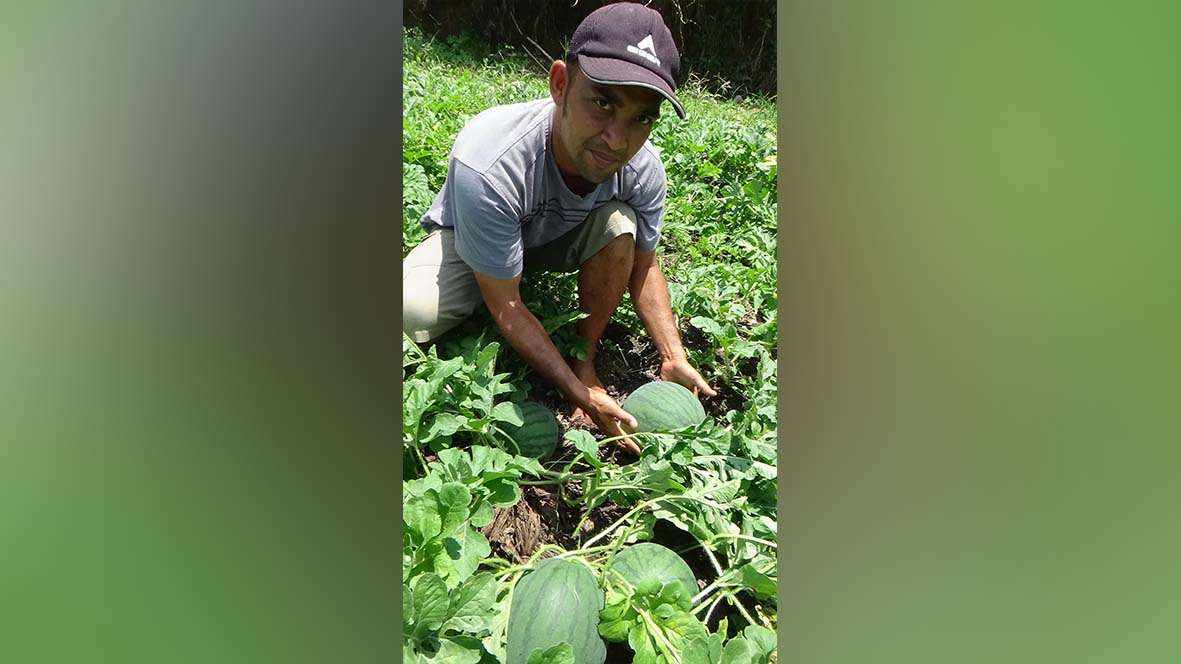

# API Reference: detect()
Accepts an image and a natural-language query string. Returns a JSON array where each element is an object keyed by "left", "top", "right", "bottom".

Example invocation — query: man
[{"left": 403, "top": 2, "right": 715, "bottom": 453}]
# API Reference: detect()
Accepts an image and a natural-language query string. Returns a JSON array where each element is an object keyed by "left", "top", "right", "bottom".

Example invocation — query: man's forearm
[
  {"left": 488, "top": 301, "right": 593, "bottom": 408},
  {"left": 629, "top": 262, "right": 687, "bottom": 362}
]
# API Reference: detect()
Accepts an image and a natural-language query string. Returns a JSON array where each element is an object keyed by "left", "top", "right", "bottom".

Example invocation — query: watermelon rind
[
  {"left": 502, "top": 401, "right": 560, "bottom": 460},
  {"left": 506, "top": 558, "right": 607, "bottom": 664},
  {"left": 621, "top": 381, "right": 707, "bottom": 433},
  {"left": 607, "top": 542, "right": 698, "bottom": 600}
]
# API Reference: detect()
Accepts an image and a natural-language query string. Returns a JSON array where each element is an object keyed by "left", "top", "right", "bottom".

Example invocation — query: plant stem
[
  {"left": 708, "top": 533, "right": 777, "bottom": 549},
  {"left": 702, "top": 594, "right": 725, "bottom": 626}
]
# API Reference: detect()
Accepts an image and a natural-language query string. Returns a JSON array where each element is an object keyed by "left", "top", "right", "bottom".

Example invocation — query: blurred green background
[
  {"left": 0, "top": 2, "right": 401, "bottom": 662},
  {"left": 780, "top": 2, "right": 1179, "bottom": 663}
]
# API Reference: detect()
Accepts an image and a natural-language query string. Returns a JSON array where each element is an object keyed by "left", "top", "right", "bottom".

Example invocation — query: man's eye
[
  {"left": 593, "top": 98, "right": 611, "bottom": 110},
  {"left": 638, "top": 115, "right": 654, "bottom": 126}
]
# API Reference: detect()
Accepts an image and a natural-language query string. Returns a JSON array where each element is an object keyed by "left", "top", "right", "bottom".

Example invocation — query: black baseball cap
[{"left": 566, "top": 2, "right": 686, "bottom": 119}]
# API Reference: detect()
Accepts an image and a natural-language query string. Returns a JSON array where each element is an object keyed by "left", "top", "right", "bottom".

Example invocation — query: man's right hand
[{"left": 576, "top": 389, "right": 642, "bottom": 455}]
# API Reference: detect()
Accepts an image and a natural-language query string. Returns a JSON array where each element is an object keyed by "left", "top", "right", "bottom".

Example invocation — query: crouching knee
[{"left": 403, "top": 292, "right": 440, "bottom": 344}]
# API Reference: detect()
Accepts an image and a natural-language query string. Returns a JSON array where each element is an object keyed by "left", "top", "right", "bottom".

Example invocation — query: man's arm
[
  {"left": 473, "top": 271, "right": 640, "bottom": 448},
  {"left": 629, "top": 250, "right": 717, "bottom": 396}
]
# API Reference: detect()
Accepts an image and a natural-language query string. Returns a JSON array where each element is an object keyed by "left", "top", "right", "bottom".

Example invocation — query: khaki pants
[{"left": 403, "top": 202, "right": 638, "bottom": 343}]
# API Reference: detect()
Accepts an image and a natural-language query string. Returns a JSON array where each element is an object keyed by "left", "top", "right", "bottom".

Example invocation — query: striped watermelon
[
  {"left": 621, "top": 381, "right": 707, "bottom": 433},
  {"left": 506, "top": 557, "right": 607, "bottom": 664},
  {"left": 608, "top": 542, "right": 698, "bottom": 600},
  {"left": 502, "top": 401, "right": 560, "bottom": 460}
]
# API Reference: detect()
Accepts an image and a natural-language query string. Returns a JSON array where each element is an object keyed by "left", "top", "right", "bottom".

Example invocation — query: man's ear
[{"left": 549, "top": 60, "right": 568, "bottom": 107}]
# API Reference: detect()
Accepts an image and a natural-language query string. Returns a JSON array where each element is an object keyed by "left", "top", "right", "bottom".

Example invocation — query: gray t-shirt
[{"left": 419, "top": 98, "right": 668, "bottom": 280}]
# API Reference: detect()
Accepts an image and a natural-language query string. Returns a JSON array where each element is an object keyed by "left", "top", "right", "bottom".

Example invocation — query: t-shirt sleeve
[
  {"left": 625, "top": 150, "right": 668, "bottom": 253},
  {"left": 447, "top": 160, "right": 525, "bottom": 280}
]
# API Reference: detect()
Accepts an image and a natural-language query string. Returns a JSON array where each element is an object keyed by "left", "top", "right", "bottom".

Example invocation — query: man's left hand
[{"left": 660, "top": 358, "right": 717, "bottom": 398}]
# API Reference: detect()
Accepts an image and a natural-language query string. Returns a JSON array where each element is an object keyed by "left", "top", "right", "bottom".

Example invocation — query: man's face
[{"left": 550, "top": 62, "right": 664, "bottom": 188}]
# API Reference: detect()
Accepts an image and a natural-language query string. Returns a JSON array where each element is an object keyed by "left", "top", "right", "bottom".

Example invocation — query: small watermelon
[
  {"left": 502, "top": 401, "right": 560, "bottom": 460},
  {"left": 621, "top": 381, "right": 707, "bottom": 433},
  {"left": 607, "top": 542, "right": 698, "bottom": 600},
  {"left": 506, "top": 557, "right": 607, "bottom": 664}
]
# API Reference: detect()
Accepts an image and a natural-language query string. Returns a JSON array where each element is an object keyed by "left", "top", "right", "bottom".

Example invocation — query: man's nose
[{"left": 600, "top": 117, "right": 628, "bottom": 153}]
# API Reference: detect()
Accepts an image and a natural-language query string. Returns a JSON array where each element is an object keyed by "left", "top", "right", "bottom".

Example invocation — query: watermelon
[
  {"left": 607, "top": 542, "right": 698, "bottom": 600},
  {"left": 506, "top": 557, "right": 607, "bottom": 664},
  {"left": 621, "top": 381, "right": 707, "bottom": 433},
  {"left": 502, "top": 401, "right": 560, "bottom": 460}
]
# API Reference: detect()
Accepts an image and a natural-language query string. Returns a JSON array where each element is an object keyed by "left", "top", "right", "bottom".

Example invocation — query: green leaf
[
  {"left": 652, "top": 607, "right": 709, "bottom": 654},
  {"left": 681, "top": 637, "right": 715, "bottom": 664},
  {"left": 433, "top": 448, "right": 474, "bottom": 483},
  {"left": 741, "top": 625, "right": 776, "bottom": 659},
  {"left": 689, "top": 316, "right": 727, "bottom": 339},
  {"left": 404, "top": 492, "right": 442, "bottom": 544},
  {"left": 719, "top": 637, "right": 755, "bottom": 664},
  {"left": 409, "top": 573, "right": 450, "bottom": 639},
  {"left": 442, "top": 572, "right": 497, "bottom": 633},
  {"left": 427, "top": 636, "right": 483, "bottom": 664},
  {"left": 491, "top": 400, "right": 524, "bottom": 426},
  {"left": 540, "top": 309, "right": 589, "bottom": 334},
  {"left": 483, "top": 477, "right": 521, "bottom": 507},
  {"left": 437, "top": 483, "right": 472, "bottom": 536},
  {"left": 598, "top": 598, "right": 635, "bottom": 642},
  {"left": 469, "top": 499, "right": 494, "bottom": 528},
  {"left": 526, "top": 643, "right": 575, "bottom": 664},
  {"left": 421, "top": 412, "right": 469, "bottom": 444},
  {"left": 739, "top": 566, "right": 777, "bottom": 600},
  {"left": 628, "top": 620, "right": 659, "bottom": 664},
  {"left": 565, "top": 429, "right": 602, "bottom": 468},
  {"left": 434, "top": 526, "right": 490, "bottom": 587}
]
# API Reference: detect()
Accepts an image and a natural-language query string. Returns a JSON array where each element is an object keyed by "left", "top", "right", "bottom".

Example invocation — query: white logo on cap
[{"left": 627, "top": 34, "right": 661, "bottom": 67}]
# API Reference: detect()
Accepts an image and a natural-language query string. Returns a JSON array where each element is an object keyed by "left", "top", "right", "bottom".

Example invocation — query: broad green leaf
[
  {"left": 409, "top": 573, "right": 450, "bottom": 639},
  {"left": 526, "top": 642, "right": 575, "bottom": 664},
  {"left": 474, "top": 342, "right": 499, "bottom": 377},
  {"left": 427, "top": 636, "right": 483, "bottom": 664},
  {"left": 742, "top": 625, "right": 776, "bottom": 659},
  {"left": 433, "top": 448, "right": 474, "bottom": 482},
  {"left": 565, "top": 429, "right": 602, "bottom": 467},
  {"left": 403, "top": 643, "right": 422, "bottom": 663},
  {"left": 637, "top": 577, "right": 662, "bottom": 597},
  {"left": 421, "top": 412, "right": 469, "bottom": 445},
  {"left": 483, "top": 477, "right": 520, "bottom": 507},
  {"left": 719, "top": 637, "right": 755, "bottom": 664},
  {"left": 442, "top": 572, "right": 497, "bottom": 633},
  {"left": 681, "top": 637, "right": 715, "bottom": 664},
  {"left": 481, "top": 584, "right": 513, "bottom": 662},
  {"left": 437, "top": 483, "right": 472, "bottom": 536},
  {"left": 628, "top": 619, "right": 659, "bottom": 664},
  {"left": 689, "top": 316, "right": 726, "bottom": 339},
  {"left": 404, "top": 492, "right": 442, "bottom": 543},
  {"left": 598, "top": 598, "right": 634, "bottom": 642},
  {"left": 434, "top": 527, "right": 490, "bottom": 588},
  {"left": 652, "top": 607, "right": 709, "bottom": 653},
  {"left": 469, "top": 499, "right": 494, "bottom": 528},
  {"left": 490, "top": 400, "right": 524, "bottom": 426},
  {"left": 739, "top": 566, "right": 776, "bottom": 600}
]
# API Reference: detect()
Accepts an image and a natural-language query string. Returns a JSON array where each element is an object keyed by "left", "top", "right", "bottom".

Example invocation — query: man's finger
[{"left": 615, "top": 436, "right": 641, "bottom": 455}]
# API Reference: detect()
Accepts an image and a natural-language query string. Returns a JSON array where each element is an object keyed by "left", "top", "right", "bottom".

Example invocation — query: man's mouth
[{"left": 588, "top": 148, "right": 618, "bottom": 168}]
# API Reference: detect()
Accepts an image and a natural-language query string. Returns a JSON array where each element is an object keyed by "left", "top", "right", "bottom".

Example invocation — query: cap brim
[{"left": 576, "top": 54, "right": 686, "bottom": 120}]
